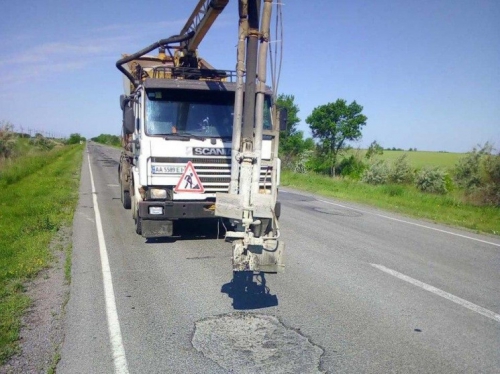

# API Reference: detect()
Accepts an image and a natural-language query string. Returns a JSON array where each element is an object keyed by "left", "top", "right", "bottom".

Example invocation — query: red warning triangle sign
[{"left": 174, "top": 161, "right": 205, "bottom": 193}]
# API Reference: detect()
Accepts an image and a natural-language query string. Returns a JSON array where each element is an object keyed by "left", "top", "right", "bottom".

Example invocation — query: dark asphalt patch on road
[{"left": 192, "top": 313, "right": 324, "bottom": 373}]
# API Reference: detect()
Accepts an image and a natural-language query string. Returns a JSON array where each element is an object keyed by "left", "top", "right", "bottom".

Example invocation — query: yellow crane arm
[{"left": 180, "top": 0, "right": 229, "bottom": 53}]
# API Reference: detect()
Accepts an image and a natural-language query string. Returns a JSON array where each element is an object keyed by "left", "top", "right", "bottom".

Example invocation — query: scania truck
[{"left": 117, "top": 0, "right": 285, "bottom": 272}]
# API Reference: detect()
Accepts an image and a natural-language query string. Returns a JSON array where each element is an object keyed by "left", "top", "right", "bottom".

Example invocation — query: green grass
[
  {"left": 351, "top": 149, "right": 464, "bottom": 170},
  {"left": 379, "top": 150, "right": 463, "bottom": 170},
  {"left": 47, "top": 351, "right": 61, "bottom": 374},
  {"left": 0, "top": 144, "right": 83, "bottom": 363},
  {"left": 281, "top": 170, "right": 500, "bottom": 236},
  {"left": 64, "top": 244, "right": 72, "bottom": 284}
]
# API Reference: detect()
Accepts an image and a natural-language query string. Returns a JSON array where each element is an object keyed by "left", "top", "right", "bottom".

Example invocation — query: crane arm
[{"left": 180, "top": 0, "right": 229, "bottom": 53}]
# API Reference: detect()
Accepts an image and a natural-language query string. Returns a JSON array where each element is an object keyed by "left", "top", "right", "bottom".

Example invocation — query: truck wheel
[
  {"left": 121, "top": 187, "right": 131, "bottom": 209},
  {"left": 135, "top": 216, "right": 142, "bottom": 235},
  {"left": 120, "top": 182, "right": 131, "bottom": 209}
]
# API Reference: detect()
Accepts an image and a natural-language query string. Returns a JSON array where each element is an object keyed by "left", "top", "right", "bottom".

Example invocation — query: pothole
[{"left": 192, "top": 313, "right": 324, "bottom": 373}]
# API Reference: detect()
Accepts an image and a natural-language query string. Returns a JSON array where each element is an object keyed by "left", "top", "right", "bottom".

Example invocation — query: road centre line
[
  {"left": 371, "top": 264, "right": 500, "bottom": 323},
  {"left": 88, "top": 153, "right": 130, "bottom": 374},
  {"left": 291, "top": 193, "right": 500, "bottom": 248}
]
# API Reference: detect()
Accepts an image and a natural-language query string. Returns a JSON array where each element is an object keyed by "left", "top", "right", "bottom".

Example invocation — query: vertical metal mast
[{"left": 216, "top": 0, "right": 285, "bottom": 273}]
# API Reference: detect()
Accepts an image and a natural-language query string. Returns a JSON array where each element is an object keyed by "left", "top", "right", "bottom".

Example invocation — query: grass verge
[
  {"left": 0, "top": 144, "right": 83, "bottom": 363},
  {"left": 64, "top": 244, "right": 73, "bottom": 284},
  {"left": 281, "top": 170, "right": 500, "bottom": 236}
]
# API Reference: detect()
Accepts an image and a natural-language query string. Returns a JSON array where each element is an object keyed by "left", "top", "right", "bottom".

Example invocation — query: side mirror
[
  {"left": 279, "top": 108, "right": 288, "bottom": 132},
  {"left": 123, "top": 106, "right": 135, "bottom": 134}
]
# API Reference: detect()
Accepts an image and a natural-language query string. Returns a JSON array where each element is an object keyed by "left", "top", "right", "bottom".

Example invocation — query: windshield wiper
[{"left": 163, "top": 133, "right": 206, "bottom": 141}]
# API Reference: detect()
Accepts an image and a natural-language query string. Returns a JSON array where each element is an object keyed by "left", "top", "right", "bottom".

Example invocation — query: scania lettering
[{"left": 193, "top": 147, "right": 231, "bottom": 156}]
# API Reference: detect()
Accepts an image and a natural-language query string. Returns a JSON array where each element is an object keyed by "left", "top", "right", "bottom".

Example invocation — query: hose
[{"left": 115, "top": 31, "right": 195, "bottom": 88}]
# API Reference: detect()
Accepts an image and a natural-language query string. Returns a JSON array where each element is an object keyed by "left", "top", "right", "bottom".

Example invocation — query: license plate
[{"left": 151, "top": 164, "right": 185, "bottom": 174}]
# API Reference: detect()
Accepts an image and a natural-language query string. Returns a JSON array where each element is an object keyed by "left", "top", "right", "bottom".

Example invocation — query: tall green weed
[
  {"left": 454, "top": 143, "right": 500, "bottom": 206},
  {"left": 0, "top": 122, "right": 17, "bottom": 159}
]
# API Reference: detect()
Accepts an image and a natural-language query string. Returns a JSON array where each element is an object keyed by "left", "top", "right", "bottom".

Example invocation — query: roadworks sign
[{"left": 174, "top": 161, "right": 205, "bottom": 193}]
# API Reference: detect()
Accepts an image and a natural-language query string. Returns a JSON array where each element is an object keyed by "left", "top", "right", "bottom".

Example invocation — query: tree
[
  {"left": 306, "top": 99, "right": 367, "bottom": 176},
  {"left": 68, "top": 133, "right": 84, "bottom": 144},
  {"left": 276, "top": 94, "right": 301, "bottom": 140},
  {"left": 365, "top": 140, "right": 384, "bottom": 159},
  {"left": 276, "top": 94, "right": 314, "bottom": 168}
]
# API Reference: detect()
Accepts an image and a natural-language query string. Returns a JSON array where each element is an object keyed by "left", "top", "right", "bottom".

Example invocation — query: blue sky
[{"left": 1, "top": 0, "right": 498, "bottom": 152}]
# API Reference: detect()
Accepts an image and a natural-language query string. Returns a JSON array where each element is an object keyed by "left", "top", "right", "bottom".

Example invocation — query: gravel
[{"left": 0, "top": 225, "right": 72, "bottom": 374}]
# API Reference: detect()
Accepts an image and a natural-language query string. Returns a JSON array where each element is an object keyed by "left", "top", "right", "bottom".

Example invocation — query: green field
[
  {"left": 379, "top": 150, "right": 463, "bottom": 169},
  {"left": 352, "top": 149, "right": 464, "bottom": 170}
]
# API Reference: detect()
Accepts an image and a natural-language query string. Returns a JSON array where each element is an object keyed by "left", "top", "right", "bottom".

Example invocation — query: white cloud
[
  {"left": 0, "top": 13, "right": 235, "bottom": 87},
  {"left": 0, "top": 33, "right": 133, "bottom": 86}
]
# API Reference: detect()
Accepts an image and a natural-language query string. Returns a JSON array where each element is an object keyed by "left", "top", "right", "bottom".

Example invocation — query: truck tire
[
  {"left": 120, "top": 181, "right": 131, "bottom": 209},
  {"left": 118, "top": 166, "right": 132, "bottom": 209},
  {"left": 135, "top": 216, "right": 142, "bottom": 235}
]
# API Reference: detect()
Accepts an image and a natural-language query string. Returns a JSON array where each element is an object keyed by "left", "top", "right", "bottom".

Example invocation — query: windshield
[{"left": 145, "top": 89, "right": 272, "bottom": 138}]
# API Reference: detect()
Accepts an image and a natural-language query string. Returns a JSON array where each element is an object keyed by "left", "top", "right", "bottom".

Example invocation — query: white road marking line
[
  {"left": 287, "top": 192, "right": 500, "bottom": 248},
  {"left": 371, "top": 264, "right": 500, "bottom": 323},
  {"left": 88, "top": 154, "right": 130, "bottom": 374},
  {"left": 373, "top": 213, "right": 500, "bottom": 247}
]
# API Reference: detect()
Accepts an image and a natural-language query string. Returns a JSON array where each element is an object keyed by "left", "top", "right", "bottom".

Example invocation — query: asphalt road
[{"left": 58, "top": 143, "right": 500, "bottom": 373}]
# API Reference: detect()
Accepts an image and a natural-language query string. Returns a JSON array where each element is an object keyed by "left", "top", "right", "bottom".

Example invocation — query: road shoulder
[{"left": 0, "top": 226, "right": 71, "bottom": 374}]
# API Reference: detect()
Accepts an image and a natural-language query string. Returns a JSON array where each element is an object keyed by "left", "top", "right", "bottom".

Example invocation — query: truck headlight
[{"left": 150, "top": 188, "right": 167, "bottom": 199}]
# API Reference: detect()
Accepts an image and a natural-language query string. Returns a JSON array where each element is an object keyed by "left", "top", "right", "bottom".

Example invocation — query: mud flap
[{"left": 141, "top": 220, "right": 173, "bottom": 238}]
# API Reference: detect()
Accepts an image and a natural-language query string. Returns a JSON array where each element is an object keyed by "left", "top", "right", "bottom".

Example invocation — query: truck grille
[{"left": 151, "top": 157, "right": 273, "bottom": 193}]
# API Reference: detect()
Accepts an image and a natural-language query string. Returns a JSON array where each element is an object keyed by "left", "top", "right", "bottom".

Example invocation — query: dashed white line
[
  {"left": 371, "top": 264, "right": 500, "bottom": 323},
  {"left": 88, "top": 154, "right": 130, "bottom": 374}
]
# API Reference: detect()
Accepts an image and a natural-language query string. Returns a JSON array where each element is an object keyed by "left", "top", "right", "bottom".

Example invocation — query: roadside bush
[
  {"left": 29, "top": 134, "right": 56, "bottom": 151},
  {"left": 306, "top": 153, "right": 334, "bottom": 175},
  {"left": 454, "top": 145, "right": 487, "bottom": 189},
  {"left": 362, "top": 160, "right": 389, "bottom": 185},
  {"left": 454, "top": 143, "right": 500, "bottom": 206},
  {"left": 0, "top": 122, "right": 17, "bottom": 159},
  {"left": 389, "top": 154, "right": 414, "bottom": 184},
  {"left": 467, "top": 152, "right": 500, "bottom": 206},
  {"left": 415, "top": 168, "right": 447, "bottom": 194},
  {"left": 293, "top": 150, "right": 313, "bottom": 174},
  {"left": 338, "top": 155, "right": 366, "bottom": 179}
]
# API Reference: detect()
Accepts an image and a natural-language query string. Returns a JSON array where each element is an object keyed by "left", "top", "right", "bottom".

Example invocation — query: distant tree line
[
  {"left": 68, "top": 133, "right": 86, "bottom": 144},
  {"left": 91, "top": 134, "right": 121, "bottom": 147}
]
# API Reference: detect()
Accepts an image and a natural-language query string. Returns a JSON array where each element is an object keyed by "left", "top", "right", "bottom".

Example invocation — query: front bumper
[{"left": 138, "top": 200, "right": 215, "bottom": 220}]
